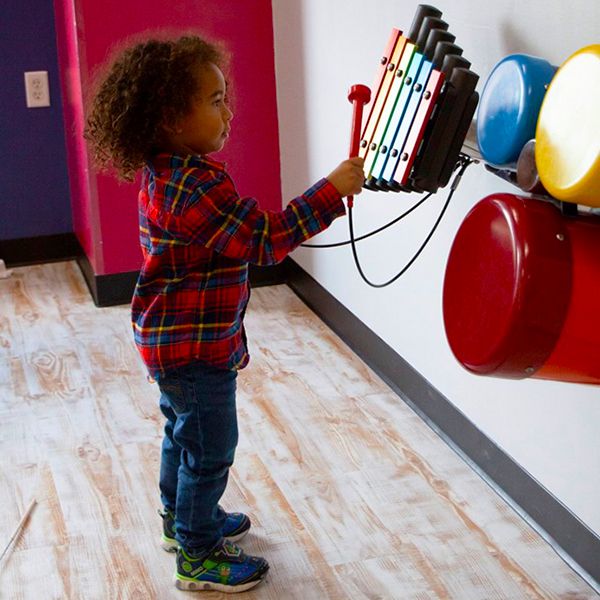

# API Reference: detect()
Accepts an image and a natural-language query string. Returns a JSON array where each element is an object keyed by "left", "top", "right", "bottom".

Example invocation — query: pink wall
[
  {"left": 55, "top": 0, "right": 282, "bottom": 275},
  {"left": 54, "top": 0, "right": 103, "bottom": 272}
]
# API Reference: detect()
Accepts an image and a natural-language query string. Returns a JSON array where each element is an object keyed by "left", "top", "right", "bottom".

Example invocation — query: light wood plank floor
[{"left": 0, "top": 261, "right": 597, "bottom": 599}]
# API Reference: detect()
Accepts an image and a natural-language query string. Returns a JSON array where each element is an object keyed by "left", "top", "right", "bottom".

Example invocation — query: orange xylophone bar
[{"left": 358, "top": 28, "right": 404, "bottom": 163}]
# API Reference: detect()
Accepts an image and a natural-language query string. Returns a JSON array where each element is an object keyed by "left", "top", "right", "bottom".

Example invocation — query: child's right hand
[{"left": 326, "top": 157, "right": 365, "bottom": 197}]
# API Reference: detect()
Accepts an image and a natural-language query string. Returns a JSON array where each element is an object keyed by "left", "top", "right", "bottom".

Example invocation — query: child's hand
[{"left": 326, "top": 157, "right": 365, "bottom": 197}]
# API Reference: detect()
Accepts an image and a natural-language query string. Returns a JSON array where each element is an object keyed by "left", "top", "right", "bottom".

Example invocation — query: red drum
[{"left": 443, "top": 193, "right": 600, "bottom": 385}]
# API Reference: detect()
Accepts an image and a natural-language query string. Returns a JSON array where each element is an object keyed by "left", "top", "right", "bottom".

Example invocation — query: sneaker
[
  {"left": 221, "top": 512, "right": 251, "bottom": 543},
  {"left": 174, "top": 540, "right": 269, "bottom": 593},
  {"left": 160, "top": 509, "right": 252, "bottom": 552}
]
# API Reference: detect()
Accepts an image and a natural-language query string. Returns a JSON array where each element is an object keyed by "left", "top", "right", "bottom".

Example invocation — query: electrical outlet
[{"left": 24, "top": 71, "right": 50, "bottom": 108}]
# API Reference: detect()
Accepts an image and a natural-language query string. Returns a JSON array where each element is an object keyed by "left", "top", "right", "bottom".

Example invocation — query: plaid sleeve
[{"left": 180, "top": 174, "right": 346, "bottom": 265}]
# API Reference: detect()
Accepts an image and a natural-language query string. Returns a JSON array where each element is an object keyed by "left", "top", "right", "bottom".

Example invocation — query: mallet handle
[{"left": 347, "top": 84, "right": 371, "bottom": 207}]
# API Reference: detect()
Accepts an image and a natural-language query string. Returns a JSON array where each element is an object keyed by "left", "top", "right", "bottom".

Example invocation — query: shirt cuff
[{"left": 308, "top": 177, "right": 347, "bottom": 218}]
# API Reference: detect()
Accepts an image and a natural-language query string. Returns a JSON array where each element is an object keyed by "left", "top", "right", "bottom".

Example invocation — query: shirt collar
[{"left": 147, "top": 153, "right": 226, "bottom": 173}]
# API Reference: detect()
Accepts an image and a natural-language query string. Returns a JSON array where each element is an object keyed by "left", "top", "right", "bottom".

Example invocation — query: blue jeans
[{"left": 157, "top": 362, "right": 239, "bottom": 553}]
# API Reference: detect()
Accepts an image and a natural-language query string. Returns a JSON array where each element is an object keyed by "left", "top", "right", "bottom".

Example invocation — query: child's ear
[{"left": 161, "top": 110, "right": 183, "bottom": 135}]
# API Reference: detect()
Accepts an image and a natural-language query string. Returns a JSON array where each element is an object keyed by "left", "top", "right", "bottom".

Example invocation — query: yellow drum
[{"left": 535, "top": 45, "right": 600, "bottom": 207}]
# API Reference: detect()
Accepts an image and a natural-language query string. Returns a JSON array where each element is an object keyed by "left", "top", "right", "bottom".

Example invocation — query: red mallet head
[{"left": 347, "top": 84, "right": 371, "bottom": 106}]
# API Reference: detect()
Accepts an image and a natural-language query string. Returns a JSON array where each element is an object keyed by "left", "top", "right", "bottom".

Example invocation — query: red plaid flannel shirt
[{"left": 131, "top": 153, "right": 346, "bottom": 377}]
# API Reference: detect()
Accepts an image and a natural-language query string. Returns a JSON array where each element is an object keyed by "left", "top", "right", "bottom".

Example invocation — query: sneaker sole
[
  {"left": 161, "top": 535, "right": 179, "bottom": 553},
  {"left": 161, "top": 530, "right": 249, "bottom": 553},
  {"left": 224, "top": 529, "right": 249, "bottom": 543},
  {"left": 173, "top": 566, "right": 268, "bottom": 593}
]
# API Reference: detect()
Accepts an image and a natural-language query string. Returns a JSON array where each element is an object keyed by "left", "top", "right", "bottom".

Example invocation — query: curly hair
[{"left": 84, "top": 34, "right": 227, "bottom": 181}]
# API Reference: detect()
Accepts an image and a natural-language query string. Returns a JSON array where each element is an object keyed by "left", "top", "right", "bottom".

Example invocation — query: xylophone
[
  {"left": 329, "top": 4, "right": 479, "bottom": 288},
  {"left": 358, "top": 4, "right": 479, "bottom": 194}
]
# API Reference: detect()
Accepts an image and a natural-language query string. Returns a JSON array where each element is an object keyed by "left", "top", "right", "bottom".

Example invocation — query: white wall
[{"left": 272, "top": 0, "right": 600, "bottom": 535}]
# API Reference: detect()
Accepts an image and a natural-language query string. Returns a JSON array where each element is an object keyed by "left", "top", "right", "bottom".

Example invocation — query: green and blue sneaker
[
  {"left": 160, "top": 509, "right": 251, "bottom": 552},
  {"left": 174, "top": 540, "right": 269, "bottom": 593}
]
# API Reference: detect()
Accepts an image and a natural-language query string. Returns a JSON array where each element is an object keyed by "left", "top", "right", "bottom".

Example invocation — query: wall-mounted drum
[
  {"left": 535, "top": 45, "right": 600, "bottom": 208},
  {"left": 443, "top": 193, "right": 600, "bottom": 385},
  {"left": 477, "top": 54, "right": 556, "bottom": 168}
]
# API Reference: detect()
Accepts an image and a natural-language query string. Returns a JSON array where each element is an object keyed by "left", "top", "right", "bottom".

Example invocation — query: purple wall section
[
  {"left": 0, "top": 2, "right": 72, "bottom": 241},
  {"left": 55, "top": 0, "right": 282, "bottom": 276}
]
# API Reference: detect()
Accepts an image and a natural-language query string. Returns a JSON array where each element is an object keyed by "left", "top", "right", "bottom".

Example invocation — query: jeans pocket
[{"left": 158, "top": 377, "right": 187, "bottom": 414}]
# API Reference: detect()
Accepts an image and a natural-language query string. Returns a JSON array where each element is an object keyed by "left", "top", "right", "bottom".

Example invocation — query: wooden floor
[{"left": 0, "top": 261, "right": 597, "bottom": 599}]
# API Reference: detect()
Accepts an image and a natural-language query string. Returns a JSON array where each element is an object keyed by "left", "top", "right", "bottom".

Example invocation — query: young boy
[{"left": 85, "top": 34, "right": 364, "bottom": 593}]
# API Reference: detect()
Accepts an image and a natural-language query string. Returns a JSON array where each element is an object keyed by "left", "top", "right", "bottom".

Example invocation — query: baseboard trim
[
  {"left": 0, "top": 233, "right": 81, "bottom": 267},
  {"left": 249, "top": 261, "right": 289, "bottom": 287},
  {"left": 285, "top": 258, "right": 600, "bottom": 590},
  {"left": 76, "top": 255, "right": 139, "bottom": 307}
]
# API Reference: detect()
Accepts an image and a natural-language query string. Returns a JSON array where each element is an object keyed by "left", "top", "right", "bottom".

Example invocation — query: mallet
[{"left": 347, "top": 84, "right": 371, "bottom": 208}]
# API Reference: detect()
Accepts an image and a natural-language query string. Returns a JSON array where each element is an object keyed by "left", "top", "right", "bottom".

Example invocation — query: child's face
[{"left": 167, "top": 62, "right": 233, "bottom": 156}]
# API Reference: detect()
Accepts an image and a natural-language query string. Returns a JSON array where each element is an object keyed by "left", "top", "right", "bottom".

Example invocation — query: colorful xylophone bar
[{"left": 360, "top": 4, "right": 479, "bottom": 194}]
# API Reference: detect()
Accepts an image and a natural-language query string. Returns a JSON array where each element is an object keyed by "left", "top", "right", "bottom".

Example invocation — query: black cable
[
  {"left": 348, "top": 155, "right": 474, "bottom": 288},
  {"left": 300, "top": 191, "right": 433, "bottom": 248}
]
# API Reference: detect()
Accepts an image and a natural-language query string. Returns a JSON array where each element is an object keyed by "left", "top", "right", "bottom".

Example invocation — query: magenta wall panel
[{"left": 55, "top": 0, "right": 282, "bottom": 275}]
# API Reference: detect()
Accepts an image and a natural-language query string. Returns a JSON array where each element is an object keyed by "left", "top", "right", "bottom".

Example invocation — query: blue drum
[{"left": 477, "top": 54, "right": 556, "bottom": 167}]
